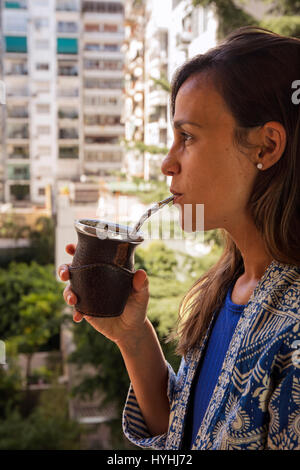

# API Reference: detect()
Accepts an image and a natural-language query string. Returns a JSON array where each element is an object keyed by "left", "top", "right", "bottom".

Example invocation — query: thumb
[{"left": 132, "top": 269, "right": 148, "bottom": 293}]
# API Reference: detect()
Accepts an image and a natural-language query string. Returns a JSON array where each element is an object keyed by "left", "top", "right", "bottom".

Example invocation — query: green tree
[
  {"left": 0, "top": 380, "right": 82, "bottom": 450},
  {"left": 193, "top": 0, "right": 257, "bottom": 39},
  {"left": 17, "top": 216, "right": 56, "bottom": 265},
  {"left": 0, "top": 262, "right": 66, "bottom": 389}
]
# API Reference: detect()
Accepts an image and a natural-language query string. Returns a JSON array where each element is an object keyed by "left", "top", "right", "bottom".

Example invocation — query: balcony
[
  {"left": 7, "top": 107, "right": 29, "bottom": 119},
  {"left": 59, "top": 128, "right": 79, "bottom": 139},
  {"left": 85, "top": 135, "right": 119, "bottom": 145},
  {"left": 82, "top": 1, "right": 123, "bottom": 14},
  {"left": 57, "top": 88, "right": 79, "bottom": 98},
  {"left": 9, "top": 184, "right": 30, "bottom": 202},
  {"left": 84, "top": 78, "right": 123, "bottom": 90},
  {"left": 5, "top": 64, "right": 28, "bottom": 76},
  {"left": 7, "top": 125, "right": 29, "bottom": 139},
  {"left": 57, "top": 22, "right": 79, "bottom": 34},
  {"left": 7, "top": 146, "right": 29, "bottom": 159},
  {"left": 58, "top": 146, "right": 79, "bottom": 159},
  {"left": 58, "top": 109, "right": 78, "bottom": 119},
  {"left": 7, "top": 164, "right": 30, "bottom": 181},
  {"left": 56, "top": 0, "right": 79, "bottom": 11},
  {"left": 58, "top": 64, "right": 78, "bottom": 76},
  {"left": 7, "top": 87, "right": 30, "bottom": 98}
]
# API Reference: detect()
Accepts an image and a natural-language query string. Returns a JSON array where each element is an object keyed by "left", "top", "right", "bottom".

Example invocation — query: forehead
[{"left": 174, "top": 74, "right": 229, "bottom": 124}]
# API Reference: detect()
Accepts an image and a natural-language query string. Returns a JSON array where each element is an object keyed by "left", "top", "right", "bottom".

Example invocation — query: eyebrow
[{"left": 173, "top": 119, "right": 202, "bottom": 129}]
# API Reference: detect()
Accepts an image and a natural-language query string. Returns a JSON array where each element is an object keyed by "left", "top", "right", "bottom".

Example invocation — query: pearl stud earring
[{"left": 257, "top": 163, "right": 263, "bottom": 170}]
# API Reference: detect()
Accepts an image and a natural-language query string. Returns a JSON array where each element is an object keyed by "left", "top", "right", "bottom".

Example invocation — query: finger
[
  {"left": 63, "top": 286, "right": 77, "bottom": 305},
  {"left": 66, "top": 244, "right": 76, "bottom": 255},
  {"left": 73, "top": 311, "right": 83, "bottom": 323},
  {"left": 58, "top": 264, "right": 70, "bottom": 281},
  {"left": 132, "top": 269, "right": 148, "bottom": 292}
]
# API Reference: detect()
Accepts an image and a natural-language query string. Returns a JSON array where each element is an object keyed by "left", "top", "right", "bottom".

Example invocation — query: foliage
[
  {"left": 17, "top": 216, "right": 56, "bottom": 265},
  {"left": 0, "top": 360, "right": 23, "bottom": 419},
  {"left": 135, "top": 179, "right": 170, "bottom": 204},
  {"left": 0, "top": 261, "right": 65, "bottom": 341},
  {"left": 259, "top": 15, "right": 300, "bottom": 37},
  {"left": 0, "top": 381, "right": 82, "bottom": 450},
  {"left": 0, "top": 215, "right": 55, "bottom": 266},
  {"left": 193, "top": 0, "right": 300, "bottom": 40},
  {"left": 150, "top": 74, "right": 171, "bottom": 93},
  {"left": 192, "top": 0, "right": 257, "bottom": 39},
  {"left": 0, "top": 261, "right": 66, "bottom": 390},
  {"left": 262, "top": 0, "right": 300, "bottom": 15}
]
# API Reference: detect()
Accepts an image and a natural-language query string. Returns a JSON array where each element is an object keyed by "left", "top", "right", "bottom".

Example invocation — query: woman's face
[{"left": 161, "top": 73, "right": 258, "bottom": 232}]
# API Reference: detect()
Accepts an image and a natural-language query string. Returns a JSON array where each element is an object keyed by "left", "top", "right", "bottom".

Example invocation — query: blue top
[{"left": 183, "top": 283, "right": 246, "bottom": 448}]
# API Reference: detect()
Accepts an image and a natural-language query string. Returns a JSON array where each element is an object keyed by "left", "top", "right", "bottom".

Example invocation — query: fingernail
[{"left": 67, "top": 294, "right": 74, "bottom": 305}]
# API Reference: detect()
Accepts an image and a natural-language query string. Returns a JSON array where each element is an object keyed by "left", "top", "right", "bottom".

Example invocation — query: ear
[{"left": 256, "top": 121, "right": 286, "bottom": 170}]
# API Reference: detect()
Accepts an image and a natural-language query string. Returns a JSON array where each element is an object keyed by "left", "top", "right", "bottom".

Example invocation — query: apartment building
[
  {"left": 0, "top": 0, "right": 125, "bottom": 206},
  {"left": 143, "top": 0, "right": 171, "bottom": 180},
  {"left": 122, "top": 0, "right": 217, "bottom": 181}
]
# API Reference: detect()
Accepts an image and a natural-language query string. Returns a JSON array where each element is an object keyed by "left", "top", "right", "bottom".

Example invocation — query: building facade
[{"left": 0, "top": 0, "right": 125, "bottom": 206}]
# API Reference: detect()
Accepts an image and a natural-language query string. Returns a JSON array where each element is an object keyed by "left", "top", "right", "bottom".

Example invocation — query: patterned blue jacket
[{"left": 122, "top": 260, "right": 300, "bottom": 450}]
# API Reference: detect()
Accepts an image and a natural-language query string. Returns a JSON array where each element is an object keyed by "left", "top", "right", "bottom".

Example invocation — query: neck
[{"left": 226, "top": 215, "right": 273, "bottom": 283}]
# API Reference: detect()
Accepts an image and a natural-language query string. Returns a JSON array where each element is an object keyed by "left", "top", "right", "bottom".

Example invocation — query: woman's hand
[{"left": 58, "top": 243, "right": 150, "bottom": 346}]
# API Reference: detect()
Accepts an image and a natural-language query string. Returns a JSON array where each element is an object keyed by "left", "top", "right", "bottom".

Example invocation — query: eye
[{"left": 180, "top": 131, "right": 193, "bottom": 143}]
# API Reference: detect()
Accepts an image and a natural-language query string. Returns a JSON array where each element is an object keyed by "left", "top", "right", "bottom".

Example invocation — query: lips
[
  {"left": 170, "top": 188, "right": 183, "bottom": 197},
  {"left": 170, "top": 188, "right": 183, "bottom": 204}
]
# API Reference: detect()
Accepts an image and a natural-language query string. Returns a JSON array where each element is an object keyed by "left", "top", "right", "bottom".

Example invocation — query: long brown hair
[{"left": 169, "top": 26, "right": 300, "bottom": 358}]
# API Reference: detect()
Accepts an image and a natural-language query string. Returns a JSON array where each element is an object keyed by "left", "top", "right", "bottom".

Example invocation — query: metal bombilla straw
[{"left": 129, "top": 195, "right": 175, "bottom": 238}]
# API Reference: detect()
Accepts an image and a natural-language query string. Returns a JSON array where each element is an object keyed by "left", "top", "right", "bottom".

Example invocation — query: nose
[{"left": 161, "top": 145, "right": 180, "bottom": 176}]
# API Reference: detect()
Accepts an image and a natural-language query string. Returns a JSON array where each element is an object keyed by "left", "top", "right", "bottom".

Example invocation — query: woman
[{"left": 58, "top": 27, "right": 300, "bottom": 450}]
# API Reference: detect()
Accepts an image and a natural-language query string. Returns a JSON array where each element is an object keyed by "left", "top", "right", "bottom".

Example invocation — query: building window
[
  {"left": 82, "top": 2, "right": 123, "bottom": 14},
  {"left": 57, "top": 21, "right": 78, "bottom": 33},
  {"left": 103, "top": 24, "right": 118, "bottom": 33},
  {"left": 36, "top": 104, "right": 50, "bottom": 114},
  {"left": 4, "top": 15, "right": 27, "bottom": 33},
  {"left": 84, "top": 24, "right": 99, "bottom": 32},
  {"left": 7, "top": 164, "right": 30, "bottom": 180},
  {"left": 37, "top": 126, "right": 50, "bottom": 135},
  {"left": 84, "top": 59, "right": 123, "bottom": 71},
  {"left": 38, "top": 146, "right": 51, "bottom": 156},
  {"left": 56, "top": 0, "right": 78, "bottom": 12},
  {"left": 35, "top": 81, "right": 50, "bottom": 93},
  {"left": 84, "top": 95, "right": 119, "bottom": 106},
  {"left": 85, "top": 150, "right": 122, "bottom": 162},
  {"left": 58, "top": 61, "right": 78, "bottom": 76},
  {"left": 7, "top": 105, "right": 29, "bottom": 118},
  {"left": 84, "top": 115, "right": 121, "bottom": 126},
  {"left": 10, "top": 184, "right": 30, "bottom": 201},
  {"left": 34, "top": 18, "right": 49, "bottom": 29},
  {"left": 38, "top": 187, "right": 46, "bottom": 196},
  {"left": 59, "top": 146, "right": 79, "bottom": 158},
  {"left": 84, "top": 78, "right": 123, "bottom": 89},
  {"left": 59, "top": 128, "right": 78, "bottom": 139},
  {"left": 35, "top": 39, "right": 49, "bottom": 49},
  {"left": 85, "top": 136, "right": 119, "bottom": 144},
  {"left": 36, "top": 63, "right": 49, "bottom": 71}
]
